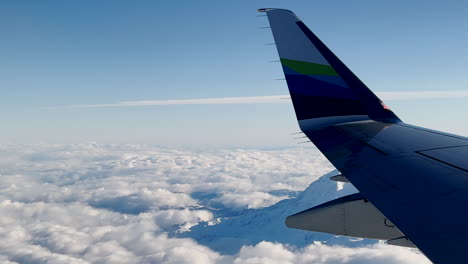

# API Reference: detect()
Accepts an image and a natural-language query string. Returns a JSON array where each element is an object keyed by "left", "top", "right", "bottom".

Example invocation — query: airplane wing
[{"left": 258, "top": 8, "right": 468, "bottom": 264}]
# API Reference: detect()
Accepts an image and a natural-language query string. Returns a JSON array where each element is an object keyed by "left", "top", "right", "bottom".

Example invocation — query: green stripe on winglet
[{"left": 280, "top": 58, "right": 338, "bottom": 76}]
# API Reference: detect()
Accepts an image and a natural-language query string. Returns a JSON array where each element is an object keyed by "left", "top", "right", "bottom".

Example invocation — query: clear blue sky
[{"left": 0, "top": 0, "right": 467, "bottom": 146}]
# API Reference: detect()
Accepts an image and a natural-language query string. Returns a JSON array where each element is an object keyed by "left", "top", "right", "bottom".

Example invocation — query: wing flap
[
  {"left": 418, "top": 145, "right": 468, "bottom": 172},
  {"left": 286, "top": 193, "right": 404, "bottom": 240}
]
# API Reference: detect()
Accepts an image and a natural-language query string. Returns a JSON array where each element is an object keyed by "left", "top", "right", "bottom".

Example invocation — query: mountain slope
[{"left": 176, "top": 171, "right": 376, "bottom": 254}]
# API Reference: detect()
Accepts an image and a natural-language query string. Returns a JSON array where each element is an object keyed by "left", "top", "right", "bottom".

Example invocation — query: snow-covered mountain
[{"left": 175, "top": 170, "right": 376, "bottom": 254}]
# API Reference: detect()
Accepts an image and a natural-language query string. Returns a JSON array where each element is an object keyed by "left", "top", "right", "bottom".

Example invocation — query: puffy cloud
[
  {"left": 153, "top": 209, "right": 213, "bottom": 230},
  {"left": 214, "top": 192, "right": 288, "bottom": 209},
  {"left": 0, "top": 199, "right": 221, "bottom": 264},
  {"left": 234, "top": 242, "right": 295, "bottom": 264},
  {"left": 0, "top": 144, "right": 333, "bottom": 210},
  {"left": 0, "top": 144, "right": 431, "bottom": 263},
  {"left": 234, "top": 242, "right": 430, "bottom": 264}
]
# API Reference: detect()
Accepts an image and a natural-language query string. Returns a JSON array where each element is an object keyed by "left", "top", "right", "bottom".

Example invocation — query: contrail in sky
[{"left": 62, "top": 90, "right": 468, "bottom": 108}]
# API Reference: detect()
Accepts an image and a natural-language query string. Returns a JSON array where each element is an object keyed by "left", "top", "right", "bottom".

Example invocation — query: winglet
[
  {"left": 258, "top": 8, "right": 277, "bottom": 12},
  {"left": 260, "top": 9, "right": 401, "bottom": 131}
]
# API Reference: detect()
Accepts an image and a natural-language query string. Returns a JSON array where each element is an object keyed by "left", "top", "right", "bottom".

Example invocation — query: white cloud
[
  {"left": 234, "top": 242, "right": 430, "bottom": 264},
  {"left": 0, "top": 144, "right": 332, "bottom": 210},
  {"left": 61, "top": 90, "right": 468, "bottom": 108},
  {"left": 214, "top": 192, "right": 288, "bottom": 209},
  {"left": 153, "top": 209, "right": 214, "bottom": 230},
  {"left": 0, "top": 144, "right": 431, "bottom": 263},
  {"left": 0, "top": 199, "right": 222, "bottom": 264},
  {"left": 234, "top": 242, "right": 295, "bottom": 264}
]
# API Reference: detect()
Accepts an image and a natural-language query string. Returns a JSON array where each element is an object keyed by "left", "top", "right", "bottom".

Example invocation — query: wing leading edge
[{"left": 259, "top": 8, "right": 468, "bottom": 264}]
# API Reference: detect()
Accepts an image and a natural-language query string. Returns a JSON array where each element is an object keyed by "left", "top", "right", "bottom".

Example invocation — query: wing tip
[{"left": 257, "top": 8, "right": 293, "bottom": 13}]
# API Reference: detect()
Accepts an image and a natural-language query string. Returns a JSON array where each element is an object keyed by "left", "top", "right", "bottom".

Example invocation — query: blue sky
[{"left": 0, "top": 0, "right": 467, "bottom": 146}]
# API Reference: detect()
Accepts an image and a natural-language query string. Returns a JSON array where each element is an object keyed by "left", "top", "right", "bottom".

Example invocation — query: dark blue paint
[
  {"left": 284, "top": 74, "right": 357, "bottom": 99},
  {"left": 305, "top": 122, "right": 468, "bottom": 264},
  {"left": 289, "top": 94, "right": 366, "bottom": 120},
  {"left": 295, "top": 21, "right": 401, "bottom": 123}
]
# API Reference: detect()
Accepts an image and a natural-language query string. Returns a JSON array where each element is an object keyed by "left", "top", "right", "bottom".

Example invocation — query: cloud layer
[
  {"left": 0, "top": 144, "right": 430, "bottom": 263},
  {"left": 235, "top": 242, "right": 430, "bottom": 264}
]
